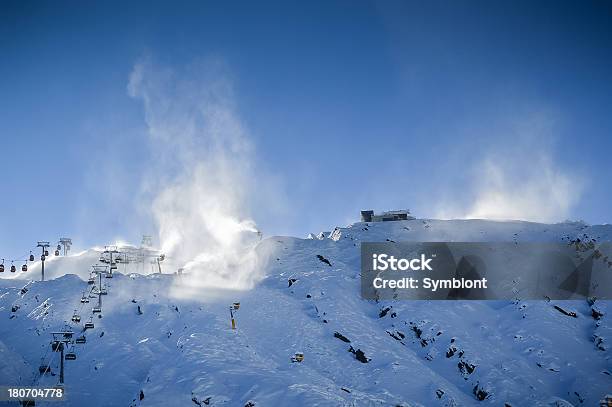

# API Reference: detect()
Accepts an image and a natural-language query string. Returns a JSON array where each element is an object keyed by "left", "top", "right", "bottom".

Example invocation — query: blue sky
[{"left": 1, "top": 0, "right": 612, "bottom": 259}]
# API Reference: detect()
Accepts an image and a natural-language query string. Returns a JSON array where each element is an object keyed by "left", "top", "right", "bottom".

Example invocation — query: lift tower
[
  {"left": 103, "top": 246, "right": 119, "bottom": 277},
  {"left": 37, "top": 241, "right": 50, "bottom": 281},
  {"left": 91, "top": 265, "right": 108, "bottom": 313},
  {"left": 50, "top": 330, "right": 74, "bottom": 384},
  {"left": 59, "top": 238, "right": 72, "bottom": 256}
]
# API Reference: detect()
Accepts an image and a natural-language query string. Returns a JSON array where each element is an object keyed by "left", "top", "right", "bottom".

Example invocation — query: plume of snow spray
[
  {"left": 435, "top": 114, "right": 583, "bottom": 223},
  {"left": 463, "top": 154, "right": 580, "bottom": 222},
  {"left": 128, "top": 58, "right": 268, "bottom": 292}
]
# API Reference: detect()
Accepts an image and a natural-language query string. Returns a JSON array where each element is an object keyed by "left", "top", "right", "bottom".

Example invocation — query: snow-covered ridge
[{"left": 0, "top": 218, "right": 610, "bottom": 406}]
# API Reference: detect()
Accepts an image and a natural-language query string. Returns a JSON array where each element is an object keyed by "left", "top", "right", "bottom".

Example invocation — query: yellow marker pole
[{"left": 230, "top": 306, "right": 236, "bottom": 329}]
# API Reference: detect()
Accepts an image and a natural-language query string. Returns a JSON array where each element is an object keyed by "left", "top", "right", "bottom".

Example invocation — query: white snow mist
[{"left": 128, "top": 58, "right": 266, "bottom": 291}]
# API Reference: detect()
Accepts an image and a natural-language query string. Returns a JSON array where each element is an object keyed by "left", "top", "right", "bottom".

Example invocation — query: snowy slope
[{"left": 0, "top": 219, "right": 610, "bottom": 406}]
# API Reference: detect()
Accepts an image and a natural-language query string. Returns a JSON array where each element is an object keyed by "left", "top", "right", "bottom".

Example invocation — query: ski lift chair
[
  {"left": 65, "top": 349, "right": 77, "bottom": 360},
  {"left": 39, "top": 363, "right": 51, "bottom": 375},
  {"left": 71, "top": 311, "right": 81, "bottom": 323},
  {"left": 51, "top": 341, "right": 64, "bottom": 352},
  {"left": 84, "top": 318, "right": 94, "bottom": 329}
]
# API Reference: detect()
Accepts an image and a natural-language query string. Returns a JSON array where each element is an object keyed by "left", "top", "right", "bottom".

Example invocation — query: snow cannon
[{"left": 229, "top": 302, "right": 241, "bottom": 329}]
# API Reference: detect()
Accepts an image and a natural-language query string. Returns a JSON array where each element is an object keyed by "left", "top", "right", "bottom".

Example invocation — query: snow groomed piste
[{"left": 0, "top": 218, "right": 611, "bottom": 406}]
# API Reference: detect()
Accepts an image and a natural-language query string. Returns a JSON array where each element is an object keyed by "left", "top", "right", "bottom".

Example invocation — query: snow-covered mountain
[{"left": 0, "top": 219, "right": 610, "bottom": 406}]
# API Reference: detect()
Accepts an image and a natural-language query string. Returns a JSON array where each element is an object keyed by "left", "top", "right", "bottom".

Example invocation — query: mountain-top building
[{"left": 360, "top": 209, "right": 415, "bottom": 222}]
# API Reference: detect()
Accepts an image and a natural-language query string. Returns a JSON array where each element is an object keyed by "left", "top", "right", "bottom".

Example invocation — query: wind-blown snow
[{"left": 0, "top": 219, "right": 610, "bottom": 406}]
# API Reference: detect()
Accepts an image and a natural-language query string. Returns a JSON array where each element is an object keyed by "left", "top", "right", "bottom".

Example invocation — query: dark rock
[
  {"left": 379, "top": 307, "right": 391, "bottom": 318},
  {"left": 288, "top": 278, "right": 297, "bottom": 287},
  {"left": 348, "top": 346, "right": 369, "bottom": 363},
  {"left": 436, "top": 389, "right": 444, "bottom": 398},
  {"left": 316, "top": 255, "right": 332, "bottom": 267},
  {"left": 139, "top": 390, "right": 144, "bottom": 401},
  {"left": 334, "top": 332, "right": 351, "bottom": 343},
  {"left": 473, "top": 384, "right": 488, "bottom": 401},
  {"left": 458, "top": 360, "right": 476, "bottom": 376},
  {"left": 592, "top": 308, "right": 604, "bottom": 320},
  {"left": 386, "top": 330, "right": 405, "bottom": 343},
  {"left": 553, "top": 305, "right": 577, "bottom": 318}
]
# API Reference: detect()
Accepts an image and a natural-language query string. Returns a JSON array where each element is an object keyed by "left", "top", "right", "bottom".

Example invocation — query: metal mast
[{"left": 37, "top": 241, "right": 50, "bottom": 281}]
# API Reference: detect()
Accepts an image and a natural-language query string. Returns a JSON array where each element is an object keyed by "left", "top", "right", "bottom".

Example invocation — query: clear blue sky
[{"left": 1, "top": 0, "right": 611, "bottom": 258}]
